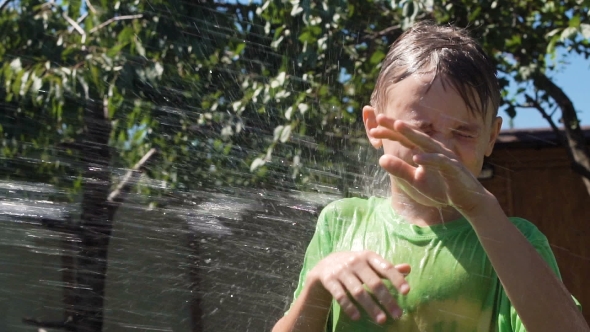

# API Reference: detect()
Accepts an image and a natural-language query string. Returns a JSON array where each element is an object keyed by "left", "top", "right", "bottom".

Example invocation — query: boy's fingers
[
  {"left": 355, "top": 269, "right": 401, "bottom": 321},
  {"left": 375, "top": 115, "right": 456, "bottom": 158},
  {"left": 341, "top": 273, "right": 387, "bottom": 324},
  {"left": 379, "top": 155, "right": 416, "bottom": 183},
  {"left": 324, "top": 279, "right": 361, "bottom": 321},
  {"left": 375, "top": 114, "right": 397, "bottom": 129},
  {"left": 394, "top": 263, "right": 411, "bottom": 276},
  {"left": 367, "top": 255, "right": 411, "bottom": 297},
  {"left": 413, "top": 153, "right": 462, "bottom": 177},
  {"left": 374, "top": 115, "right": 420, "bottom": 150},
  {"left": 369, "top": 127, "right": 417, "bottom": 150},
  {"left": 392, "top": 120, "right": 450, "bottom": 155}
]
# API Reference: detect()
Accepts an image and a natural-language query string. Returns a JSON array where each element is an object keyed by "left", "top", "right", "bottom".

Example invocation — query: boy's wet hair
[{"left": 370, "top": 21, "right": 500, "bottom": 120}]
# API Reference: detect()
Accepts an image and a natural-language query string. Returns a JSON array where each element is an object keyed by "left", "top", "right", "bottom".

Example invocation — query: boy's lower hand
[{"left": 306, "top": 250, "right": 410, "bottom": 325}]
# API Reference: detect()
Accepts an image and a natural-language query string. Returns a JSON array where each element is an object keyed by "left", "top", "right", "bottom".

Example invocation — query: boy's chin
[{"left": 390, "top": 180, "right": 447, "bottom": 209}]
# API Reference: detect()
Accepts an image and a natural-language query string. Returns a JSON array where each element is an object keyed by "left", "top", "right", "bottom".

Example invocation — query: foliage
[
  {"left": 1, "top": 0, "right": 590, "bottom": 191},
  {"left": 0, "top": 0, "right": 283, "bottom": 196}
]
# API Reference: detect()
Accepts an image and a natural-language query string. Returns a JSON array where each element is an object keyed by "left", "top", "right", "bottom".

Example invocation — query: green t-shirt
[{"left": 289, "top": 196, "right": 580, "bottom": 332}]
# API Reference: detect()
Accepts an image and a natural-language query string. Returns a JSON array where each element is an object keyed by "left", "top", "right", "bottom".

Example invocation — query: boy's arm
[
  {"left": 273, "top": 251, "right": 411, "bottom": 332},
  {"left": 272, "top": 275, "right": 333, "bottom": 332},
  {"left": 465, "top": 194, "right": 588, "bottom": 332},
  {"left": 371, "top": 116, "right": 589, "bottom": 331}
]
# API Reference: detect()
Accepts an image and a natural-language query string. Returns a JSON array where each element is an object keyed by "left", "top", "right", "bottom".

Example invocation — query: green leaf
[
  {"left": 285, "top": 106, "right": 293, "bottom": 120},
  {"left": 468, "top": 8, "right": 481, "bottom": 21},
  {"left": 250, "top": 157, "right": 266, "bottom": 172},
  {"left": 546, "top": 28, "right": 561, "bottom": 38},
  {"left": 298, "top": 103, "right": 309, "bottom": 115},
  {"left": 370, "top": 50, "right": 385, "bottom": 65},
  {"left": 560, "top": 27, "right": 578, "bottom": 41},
  {"left": 12, "top": 70, "right": 24, "bottom": 96},
  {"left": 280, "top": 125, "right": 292, "bottom": 143},
  {"left": 273, "top": 26, "right": 285, "bottom": 40},
  {"left": 298, "top": 31, "right": 313, "bottom": 43},
  {"left": 9, "top": 58, "right": 21, "bottom": 71},
  {"left": 506, "top": 35, "right": 522, "bottom": 48},
  {"left": 569, "top": 15, "right": 581, "bottom": 28},
  {"left": 546, "top": 34, "right": 560, "bottom": 56},
  {"left": 505, "top": 105, "right": 516, "bottom": 118},
  {"left": 273, "top": 125, "right": 284, "bottom": 141},
  {"left": 235, "top": 43, "right": 246, "bottom": 55},
  {"left": 134, "top": 36, "right": 146, "bottom": 57},
  {"left": 117, "top": 26, "right": 134, "bottom": 44},
  {"left": 107, "top": 42, "right": 129, "bottom": 57}
]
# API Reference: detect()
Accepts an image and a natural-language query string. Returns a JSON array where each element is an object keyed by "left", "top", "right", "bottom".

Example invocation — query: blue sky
[{"left": 506, "top": 52, "right": 590, "bottom": 130}]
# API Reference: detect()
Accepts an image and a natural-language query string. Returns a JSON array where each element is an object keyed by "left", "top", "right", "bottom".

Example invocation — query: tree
[
  {"left": 0, "top": 1, "right": 268, "bottom": 330},
  {"left": 242, "top": 0, "right": 590, "bottom": 194}
]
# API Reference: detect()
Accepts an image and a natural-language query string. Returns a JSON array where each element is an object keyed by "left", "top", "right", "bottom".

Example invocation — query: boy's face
[{"left": 364, "top": 73, "right": 502, "bottom": 179}]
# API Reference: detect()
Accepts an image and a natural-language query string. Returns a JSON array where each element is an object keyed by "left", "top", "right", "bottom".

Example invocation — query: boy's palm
[{"left": 371, "top": 115, "right": 487, "bottom": 213}]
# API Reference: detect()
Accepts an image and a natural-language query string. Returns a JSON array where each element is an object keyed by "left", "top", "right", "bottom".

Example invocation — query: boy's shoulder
[
  {"left": 319, "top": 198, "right": 547, "bottom": 243},
  {"left": 319, "top": 196, "right": 387, "bottom": 222},
  {"left": 507, "top": 216, "right": 549, "bottom": 244}
]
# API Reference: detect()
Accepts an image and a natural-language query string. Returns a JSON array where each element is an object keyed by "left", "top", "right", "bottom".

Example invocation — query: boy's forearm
[
  {"left": 272, "top": 278, "right": 332, "bottom": 332},
  {"left": 464, "top": 194, "right": 589, "bottom": 332}
]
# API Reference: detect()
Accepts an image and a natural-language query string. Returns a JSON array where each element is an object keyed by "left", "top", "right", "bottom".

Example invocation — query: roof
[{"left": 495, "top": 126, "right": 590, "bottom": 149}]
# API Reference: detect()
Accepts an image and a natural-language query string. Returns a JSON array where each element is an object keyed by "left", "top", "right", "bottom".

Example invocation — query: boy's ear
[
  {"left": 485, "top": 116, "right": 503, "bottom": 157},
  {"left": 363, "top": 105, "right": 383, "bottom": 149}
]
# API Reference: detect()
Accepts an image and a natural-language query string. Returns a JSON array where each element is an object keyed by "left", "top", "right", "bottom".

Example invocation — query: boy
[{"left": 272, "top": 22, "right": 587, "bottom": 331}]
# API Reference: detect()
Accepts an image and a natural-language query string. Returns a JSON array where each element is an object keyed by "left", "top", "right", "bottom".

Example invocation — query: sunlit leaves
[
  {"left": 250, "top": 157, "right": 266, "bottom": 172},
  {"left": 273, "top": 125, "right": 292, "bottom": 143},
  {"left": 369, "top": 50, "right": 385, "bottom": 65},
  {"left": 2, "top": 0, "right": 589, "bottom": 193}
]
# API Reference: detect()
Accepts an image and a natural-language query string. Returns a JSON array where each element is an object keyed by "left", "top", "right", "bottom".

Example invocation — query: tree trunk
[
  {"left": 73, "top": 98, "right": 117, "bottom": 332},
  {"left": 534, "top": 73, "right": 590, "bottom": 196}
]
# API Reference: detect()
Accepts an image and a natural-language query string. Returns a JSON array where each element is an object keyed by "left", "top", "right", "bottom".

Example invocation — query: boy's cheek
[{"left": 383, "top": 142, "right": 414, "bottom": 162}]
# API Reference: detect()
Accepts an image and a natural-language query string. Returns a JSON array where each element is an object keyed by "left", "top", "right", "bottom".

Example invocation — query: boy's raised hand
[
  {"left": 369, "top": 114, "right": 489, "bottom": 214},
  {"left": 306, "top": 251, "right": 410, "bottom": 325}
]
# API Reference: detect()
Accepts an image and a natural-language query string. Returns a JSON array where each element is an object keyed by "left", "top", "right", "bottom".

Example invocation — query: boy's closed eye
[
  {"left": 451, "top": 124, "right": 480, "bottom": 139},
  {"left": 412, "top": 122, "right": 434, "bottom": 136},
  {"left": 451, "top": 129, "right": 477, "bottom": 139},
  {"left": 412, "top": 123, "right": 476, "bottom": 139}
]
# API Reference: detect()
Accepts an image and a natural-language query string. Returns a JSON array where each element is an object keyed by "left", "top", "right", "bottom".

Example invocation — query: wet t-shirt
[{"left": 289, "top": 197, "right": 578, "bottom": 332}]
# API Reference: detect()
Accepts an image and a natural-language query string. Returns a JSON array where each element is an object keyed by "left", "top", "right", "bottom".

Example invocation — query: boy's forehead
[{"left": 384, "top": 75, "right": 491, "bottom": 127}]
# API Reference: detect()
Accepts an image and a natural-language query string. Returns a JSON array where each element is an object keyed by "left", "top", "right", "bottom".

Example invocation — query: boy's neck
[{"left": 388, "top": 187, "right": 462, "bottom": 227}]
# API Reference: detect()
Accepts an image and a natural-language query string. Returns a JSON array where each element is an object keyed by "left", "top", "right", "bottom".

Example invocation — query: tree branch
[
  {"left": 63, "top": 13, "right": 85, "bottom": 36},
  {"left": 107, "top": 148, "right": 157, "bottom": 203},
  {"left": 523, "top": 95, "right": 563, "bottom": 142},
  {"left": 89, "top": 14, "right": 143, "bottom": 34},
  {"left": 533, "top": 73, "right": 590, "bottom": 191},
  {"left": 518, "top": 96, "right": 590, "bottom": 179},
  {"left": 63, "top": 13, "right": 87, "bottom": 46},
  {"left": 360, "top": 12, "right": 433, "bottom": 42},
  {"left": 361, "top": 24, "right": 401, "bottom": 42},
  {"left": 85, "top": 0, "right": 97, "bottom": 14},
  {"left": 0, "top": 0, "right": 12, "bottom": 11},
  {"left": 76, "top": 12, "right": 88, "bottom": 24}
]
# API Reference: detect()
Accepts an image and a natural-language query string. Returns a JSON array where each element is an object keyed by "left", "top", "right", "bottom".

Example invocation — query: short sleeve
[
  {"left": 497, "top": 220, "right": 582, "bottom": 332},
  {"left": 285, "top": 205, "right": 335, "bottom": 315}
]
